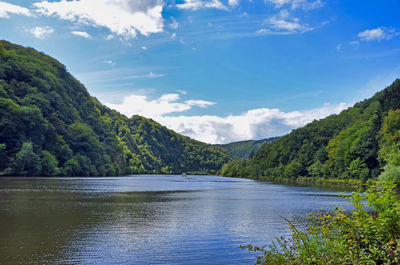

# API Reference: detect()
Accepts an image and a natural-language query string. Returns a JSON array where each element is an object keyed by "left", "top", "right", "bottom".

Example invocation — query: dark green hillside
[
  {"left": 221, "top": 79, "right": 400, "bottom": 183},
  {"left": 0, "top": 40, "right": 230, "bottom": 176},
  {"left": 220, "top": 137, "right": 278, "bottom": 158}
]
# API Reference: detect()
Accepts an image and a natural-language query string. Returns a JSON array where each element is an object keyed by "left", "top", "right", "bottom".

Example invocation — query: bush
[{"left": 242, "top": 178, "right": 400, "bottom": 264}]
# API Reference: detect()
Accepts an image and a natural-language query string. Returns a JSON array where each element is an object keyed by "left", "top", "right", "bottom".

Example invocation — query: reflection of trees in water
[
  {"left": 0, "top": 179, "right": 185, "bottom": 265},
  {"left": 0, "top": 177, "right": 353, "bottom": 264}
]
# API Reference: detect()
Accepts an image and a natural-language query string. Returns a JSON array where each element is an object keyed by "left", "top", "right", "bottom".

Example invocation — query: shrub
[{"left": 242, "top": 178, "right": 400, "bottom": 264}]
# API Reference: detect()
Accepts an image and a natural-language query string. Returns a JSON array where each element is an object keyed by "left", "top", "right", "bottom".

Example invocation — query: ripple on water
[{"left": 0, "top": 175, "right": 352, "bottom": 264}]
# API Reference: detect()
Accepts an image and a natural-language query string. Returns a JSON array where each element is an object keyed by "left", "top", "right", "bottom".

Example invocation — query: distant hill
[
  {"left": 0, "top": 40, "right": 230, "bottom": 176},
  {"left": 220, "top": 137, "right": 278, "bottom": 158},
  {"left": 221, "top": 79, "right": 400, "bottom": 183}
]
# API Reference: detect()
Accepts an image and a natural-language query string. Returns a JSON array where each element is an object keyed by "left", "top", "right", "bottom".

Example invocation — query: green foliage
[
  {"left": 41, "top": 150, "right": 60, "bottom": 176},
  {"left": 307, "top": 160, "right": 325, "bottom": 179},
  {"left": 0, "top": 40, "right": 230, "bottom": 176},
  {"left": 242, "top": 178, "right": 400, "bottom": 264},
  {"left": 0, "top": 143, "right": 7, "bottom": 170},
  {"left": 9, "top": 141, "right": 41, "bottom": 176},
  {"left": 222, "top": 80, "right": 400, "bottom": 183},
  {"left": 220, "top": 137, "right": 278, "bottom": 158}
]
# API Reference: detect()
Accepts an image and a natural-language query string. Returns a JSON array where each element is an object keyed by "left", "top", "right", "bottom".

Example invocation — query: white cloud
[
  {"left": 30, "top": 26, "right": 54, "bottom": 39},
  {"left": 176, "top": 0, "right": 228, "bottom": 10},
  {"left": 34, "top": 0, "right": 164, "bottom": 39},
  {"left": 147, "top": 72, "right": 164, "bottom": 78},
  {"left": 106, "top": 34, "right": 114, "bottom": 40},
  {"left": 0, "top": 1, "right": 31, "bottom": 18},
  {"left": 104, "top": 60, "right": 116, "bottom": 66},
  {"left": 171, "top": 32, "right": 177, "bottom": 39},
  {"left": 177, "top": 90, "right": 187, "bottom": 95},
  {"left": 169, "top": 18, "right": 179, "bottom": 29},
  {"left": 265, "top": 0, "right": 323, "bottom": 10},
  {"left": 358, "top": 27, "right": 397, "bottom": 41},
  {"left": 141, "top": 46, "right": 148, "bottom": 50},
  {"left": 228, "top": 0, "right": 239, "bottom": 7},
  {"left": 71, "top": 31, "right": 91, "bottom": 38},
  {"left": 77, "top": 69, "right": 165, "bottom": 86},
  {"left": 104, "top": 71, "right": 164, "bottom": 81},
  {"left": 256, "top": 28, "right": 271, "bottom": 35},
  {"left": 105, "top": 92, "right": 350, "bottom": 144},
  {"left": 105, "top": 93, "right": 215, "bottom": 118},
  {"left": 336, "top": 43, "right": 342, "bottom": 52},
  {"left": 259, "top": 9, "right": 313, "bottom": 34},
  {"left": 159, "top": 103, "right": 350, "bottom": 144}
]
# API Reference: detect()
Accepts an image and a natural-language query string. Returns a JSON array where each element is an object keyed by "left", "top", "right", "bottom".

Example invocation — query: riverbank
[{"left": 223, "top": 174, "right": 365, "bottom": 187}]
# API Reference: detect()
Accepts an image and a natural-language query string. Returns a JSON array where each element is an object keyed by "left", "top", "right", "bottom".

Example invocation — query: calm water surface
[{"left": 0, "top": 175, "right": 353, "bottom": 264}]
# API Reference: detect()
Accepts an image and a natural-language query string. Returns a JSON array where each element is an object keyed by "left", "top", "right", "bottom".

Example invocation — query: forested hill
[
  {"left": 220, "top": 137, "right": 278, "bottom": 158},
  {"left": 0, "top": 40, "right": 230, "bottom": 176},
  {"left": 221, "top": 79, "right": 400, "bottom": 183}
]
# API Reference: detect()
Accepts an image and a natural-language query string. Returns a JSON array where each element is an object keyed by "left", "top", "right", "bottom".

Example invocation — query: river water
[{"left": 0, "top": 175, "right": 353, "bottom": 264}]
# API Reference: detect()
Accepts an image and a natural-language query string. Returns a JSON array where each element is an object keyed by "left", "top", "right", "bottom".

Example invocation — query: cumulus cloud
[
  {"left": 0, "top": 1, "right": 31, "bottom": 18},
  {"left": 358, "top": 27, "right": 398, "bottom": 41},
  {"left": 30, "top": 26, "right": 54, "bottom": 39},
  {"left": 159, "top": 103, "right": 350, "bottom": 144},
  {"left": 34, "top": 0, "right": 164, "bottom": 39},
  {"left": 176, "top": 0, "right": 228, "bottom": 10},
  {"left": 105, "top": 93, "right": 215, "bottom": 118},
  {"left": 71, "top": 31, "right": 91, "bottom": 38},
  {"left": 105, "top": 92, "right": 350, "bottom": 144},
  {"left": 258, "top": 9, "right": 313, "bottom": 34},
  {"left": 265, "top": 0, "right": 323, "bottom": 10}
]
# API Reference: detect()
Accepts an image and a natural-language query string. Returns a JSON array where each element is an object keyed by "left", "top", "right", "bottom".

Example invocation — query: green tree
[
  {"left": 0, "top": 143, "right": 7, "bottom": 171},
  {"left": 41, "top": 150, "right": 60, "bottom": 176},
  {"left": 10, "top": 141, "right": 41, "bottom": 176},
  {"left": 347, "top": 157, "right": 369, "bottom": 181},
  {"left": 307, "top": 160, "right": 325, "bottom": 179}
]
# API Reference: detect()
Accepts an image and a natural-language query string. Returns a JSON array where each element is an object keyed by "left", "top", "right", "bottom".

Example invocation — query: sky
[{"left": 1, "top": 0, "right": 400, "bottom": 144}]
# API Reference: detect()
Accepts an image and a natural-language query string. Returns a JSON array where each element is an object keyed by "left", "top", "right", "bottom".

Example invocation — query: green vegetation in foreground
[
  {"left": 242, "top": 128, "right": 400, "bottom": 263},
  {"left": 221, "top": 79, "right": 400, "bottom": 185},
  {"left": 0, "top": 40, "right": 230, "bottom": 176},
  {"left": 242, "top": 178, "right": 400, "bottom": 264},
  {"left": 219, "top": 137, "right": 279, "bottom": 159}
]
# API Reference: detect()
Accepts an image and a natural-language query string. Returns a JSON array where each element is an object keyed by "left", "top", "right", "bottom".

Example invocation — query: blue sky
[{"left": 1, "top": 0, "right": 400, "bottom": 143}]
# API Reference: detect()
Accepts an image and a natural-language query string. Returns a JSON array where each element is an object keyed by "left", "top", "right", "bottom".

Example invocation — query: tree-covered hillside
[
  {"left": 221, "top": 79, "right": 400, "bottom": 183},
  {"left": 220, "top": 137, "right": 278, "bottom": 158},
  {"left": 0, "top": 40, "right": 230, "bottom": 176}
]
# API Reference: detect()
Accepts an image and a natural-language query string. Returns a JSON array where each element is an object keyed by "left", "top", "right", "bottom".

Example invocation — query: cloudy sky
[{"left": 1, "top": 0, "right": 400, "bottom": 144}]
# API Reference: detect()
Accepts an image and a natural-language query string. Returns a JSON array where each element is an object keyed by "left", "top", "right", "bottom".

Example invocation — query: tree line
[
  {"left": 0, "top": 40, "right": 230, "bottom": 176},
  {"left": 221, "top": 79, "right": 400, "bottom": 185}
]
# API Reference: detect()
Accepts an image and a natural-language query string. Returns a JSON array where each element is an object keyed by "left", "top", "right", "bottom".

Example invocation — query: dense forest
[
  {"left": 0, "top": 40, "right": 230, "bottom": 176},
  {"left": 219, "top": 137, "right": 278, "bottom": 158},
  {"left": 221, "top": 79, "right": 400, "bottom": 184}
]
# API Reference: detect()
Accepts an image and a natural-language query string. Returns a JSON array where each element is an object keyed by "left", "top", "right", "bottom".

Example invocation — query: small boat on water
[{"left": 182, "top": 173, "right": 187, "bottom": 177}]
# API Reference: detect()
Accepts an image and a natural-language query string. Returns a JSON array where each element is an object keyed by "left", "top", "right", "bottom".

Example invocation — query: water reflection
[{"left": 0, "top": 175, "right": 352, "bottom": 264}]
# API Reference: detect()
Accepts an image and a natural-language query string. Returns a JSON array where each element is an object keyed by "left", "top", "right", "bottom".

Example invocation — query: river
[{"left": 0, "top": 175, "right": 353, "bottom": 264}]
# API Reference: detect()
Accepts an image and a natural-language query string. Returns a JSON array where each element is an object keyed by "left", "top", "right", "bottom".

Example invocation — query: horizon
[{"left": 1, "top": 0, "right": 399, "bottom": 144}]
